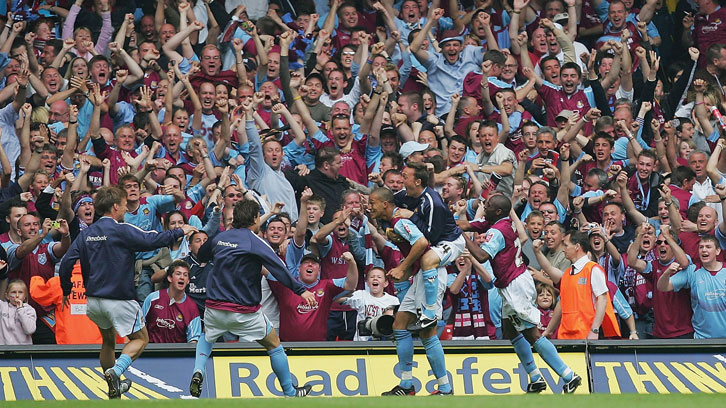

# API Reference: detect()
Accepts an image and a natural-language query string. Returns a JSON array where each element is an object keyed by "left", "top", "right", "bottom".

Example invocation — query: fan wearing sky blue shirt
[
  {"left": 657, "top": 234, "right": 726, "bottom": 339},
  {"left": 409, "top": 8, "right": 484, "bottom": 117},
  {"left": 118, "top": 173, "right": 185, "bottom": 302}
]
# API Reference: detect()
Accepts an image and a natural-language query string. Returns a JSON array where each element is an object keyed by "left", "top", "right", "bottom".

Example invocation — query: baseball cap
[
  {"left": 301, "top": 253, "right": 321, "bottom": 264},
  {"left": 399, "top": 141, "right": 430, "bottom": 159},
  {"left": 305, "top": 72, "right": 325, "bottom": 85},
  {"left": 243, "top": 58, "right": 257, "bottom": 71},
  {"left": 556, "top": 110, "right": 574, "bottom": 121},
  {"left": 380, "top": 124, "right": 397, "bottom": 137},
  {"left": 439, "top": 30, "right": 464, "bottom": 45},
  {"left": 125, "top": 81, "right": 145, "bottom": 94},
  {"left": 554, "top": 13, "right": 569, "bottom": 26}
]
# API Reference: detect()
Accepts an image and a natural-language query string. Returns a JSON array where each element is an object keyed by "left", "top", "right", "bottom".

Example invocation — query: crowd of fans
[{"left": 0, "top": 0, "right": 725, "bottom": 346}]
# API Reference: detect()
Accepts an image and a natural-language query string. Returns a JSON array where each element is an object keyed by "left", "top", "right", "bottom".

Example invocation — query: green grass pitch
[{"left": 4, "top": 394, "right": 725, "bottom": 408}]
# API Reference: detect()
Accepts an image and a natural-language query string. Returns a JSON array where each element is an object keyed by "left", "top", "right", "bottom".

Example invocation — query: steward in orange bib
[
  {"left": 534, "top": 230, "right": 620, "bottom": 340},
  {"left": 30, "top": 261, "right": 103, "bottom": 344}
]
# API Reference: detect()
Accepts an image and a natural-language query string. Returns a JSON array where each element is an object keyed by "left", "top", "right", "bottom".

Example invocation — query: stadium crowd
[{"left": 1, "top": 0, "right": 726, "bottom": 347}]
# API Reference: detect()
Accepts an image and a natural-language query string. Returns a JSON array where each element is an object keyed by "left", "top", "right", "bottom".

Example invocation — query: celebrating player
[
  {"left": 59, "top": 186, "right": 197, "bottom": 399},
  {"left": 188, "top": 199, "right": 315, "bottom": 398},
  {"left": 393, "top": 162, "right": 466, "bottom": 327},
  {"left": 462, "top": 194, "right": 582, "bottom": 393},
  {"left": 369, "top": 187, "right": 452, "bottom": 396}
]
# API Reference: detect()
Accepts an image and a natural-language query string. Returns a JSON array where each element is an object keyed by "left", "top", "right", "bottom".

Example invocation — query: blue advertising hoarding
[
  {"left": 0, "top": 357, "right": 202, "bottom": 400},
  {"left": 590, "top": 353, "right": 726, "bottom": 393}
]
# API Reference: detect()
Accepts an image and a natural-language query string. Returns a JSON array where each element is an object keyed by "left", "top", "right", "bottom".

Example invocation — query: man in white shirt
[
  {"left": 533, "top": 231, "right": 620, "bottom": 340},
  {"left": 690, "top": 151, "right": 722, "bottom": 221}
]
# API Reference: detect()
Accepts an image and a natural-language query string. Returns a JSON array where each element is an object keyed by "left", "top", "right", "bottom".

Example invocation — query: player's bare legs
[
  {"left": 104, "top": 327, "right": 147, "bottom": 399},
  {"left": 122, "top": 327, "right": 149, "bottom": 359},
  {"left": 257, "top": 328, "right": 282, "bottom": 350},
  {"left": 99, "top": 328, "right": 117, "bottom": 371}
]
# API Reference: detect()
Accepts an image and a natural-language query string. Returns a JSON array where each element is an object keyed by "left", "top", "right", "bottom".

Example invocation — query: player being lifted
[
  {"left": 369, "top": 186, "right": 454, "bottom": 396},
  {"left": 460, "top": 194, "right": 582, "bottom": 393},
  {"left": 393, "top": 163, "right": 466, "bottom": 326}
]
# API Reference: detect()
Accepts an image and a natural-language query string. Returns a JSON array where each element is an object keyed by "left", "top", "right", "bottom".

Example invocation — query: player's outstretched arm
[
  {"left": 463, "top": 233, "right": 491, "bottom": 264},
  {"left": 121, "top": 223, "right": 188, "bottom": 252},
  {"left": 260, "top": 241, "right": 307, "bottom": 296}
]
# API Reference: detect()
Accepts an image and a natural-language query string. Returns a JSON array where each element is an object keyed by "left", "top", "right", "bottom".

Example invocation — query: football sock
[
  {"left": 193, "top": 334, "right": 214, "bottom": 376},
  {"left": 533, "top": 337, "right": 573, "bottom": 381},
  {"left": 394, "top": 280, "right": 411, "bottom": 303},
  {"left": 268, "top": 345, "right": 295, "bottom": 396},
  {"left": 394, "top": 329, "right": 414, "bottom": 388},
  {"left": 511, "top": 334, "right": 541, "bottom": 381},
  {"left": 421, "top": 269, "right": 439, "bottom": 319},
  {"left": 421, "top": 335, "right": 451, "bottom": 393},
  {"left": 112, "top": 354, "right": 132, "bottom": 377}
]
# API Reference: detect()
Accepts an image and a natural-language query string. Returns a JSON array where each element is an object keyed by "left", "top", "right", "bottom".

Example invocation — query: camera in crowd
[{"left": 357, "top": 314, "right": 394, "bottom": 339}]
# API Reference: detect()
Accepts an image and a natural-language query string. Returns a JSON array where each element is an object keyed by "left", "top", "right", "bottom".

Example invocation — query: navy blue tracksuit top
[
  {"left": 59, "top": 217, "right": 184, "bottom": 300},
  {"left": 197, "top": 227, "right": 305, "bottom": 307}
]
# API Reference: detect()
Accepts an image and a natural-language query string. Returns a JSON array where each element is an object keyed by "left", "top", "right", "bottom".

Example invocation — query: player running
[
  {"left": 369, "top": 187, "right": 452, "bottom": 396},
  {"left": 59, "top": 186, "right": 196, "bottom": 399},
  {"left": 460, "top": 194, "right": 582, "bottom": 394},
  {"left": 188, "top": 199, "right": 314, "bottom": 398}
]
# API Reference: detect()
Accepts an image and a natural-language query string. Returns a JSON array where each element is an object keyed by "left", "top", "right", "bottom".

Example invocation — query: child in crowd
[
  {"left": 522, "top": 211, "right": 545, "bottom": 269},
  {"left": 341, "top": 267, "right": 399, "bottom": 341},
  {"left": 448, "top": 251, "right": 497, "bottom": 340},
  {"left": 536, "top": 283, "right": 558, "bottom": 338},
  {"left": 0, "top": 279, "right": 36, "bottom": 345},
  {"left": 305, "top": 195, "right": 326, "bottom": 238}
]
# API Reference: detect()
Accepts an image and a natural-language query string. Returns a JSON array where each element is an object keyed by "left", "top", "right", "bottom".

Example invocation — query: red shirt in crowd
[
  {"left": 693, "top": 7, "right": 726, "bottom": 66},
  {"left": 643, "top": 259, "right": 694, "bottom": 339},
  {"left": 269, "top": 278, "right": 345, "bottom": 341}
]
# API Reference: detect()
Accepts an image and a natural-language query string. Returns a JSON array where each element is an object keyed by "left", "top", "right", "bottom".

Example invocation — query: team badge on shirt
[
  {"left": 576, "top": 101, "right": 584, "bottom": 109},
  {"left": 316, "top": 289, "right": 325, "bottom": 297},
  {"left": 38, "top": 253, "right": 47, "bottom": 265},
  {"left": 185, "top": 201, "right": 193, "bottom": 209},
  {"left": 176, "top": 313, "right": 183, "bottom": 322},
  {"left": 143, "top": 208, "right": 150, "bottom": 215}
]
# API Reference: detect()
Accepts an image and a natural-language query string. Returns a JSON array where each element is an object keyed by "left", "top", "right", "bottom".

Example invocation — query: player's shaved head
[
  {"left": 371, "top": 187, "right": 394, "bottom": 203},
  {"left": 488, "top": 194, "right": 511, "bottom": 214}
]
